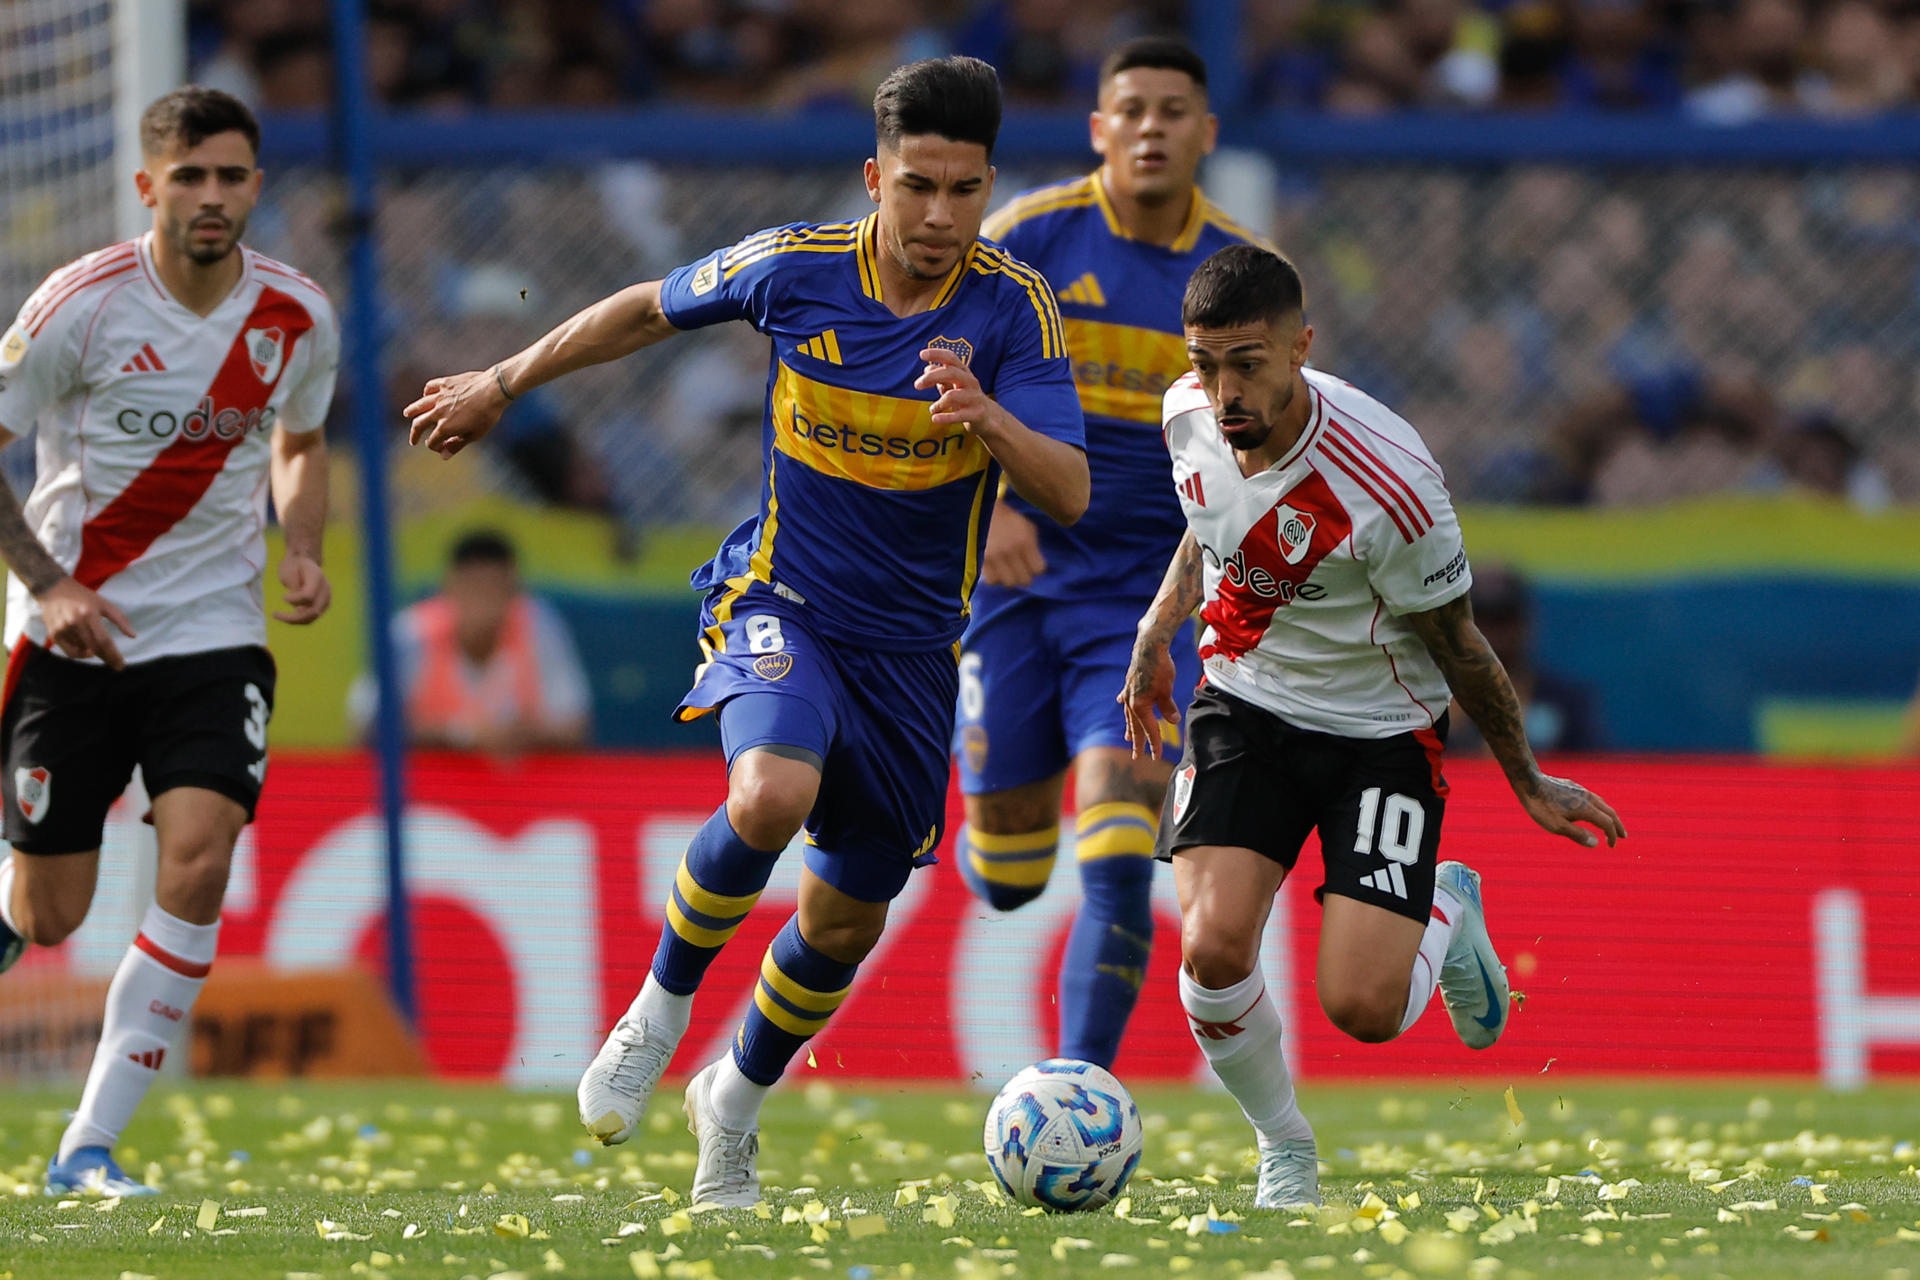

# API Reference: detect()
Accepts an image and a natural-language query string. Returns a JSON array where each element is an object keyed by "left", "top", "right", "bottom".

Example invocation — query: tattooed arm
[
  {"left": 1119, "top": 529, "right": 1204, "bottom": 760},
  {"left": 1406, "top": 592, "right": 1625, "bottom": 848},
  {"left": 0, "top": 434, "right": 135, "bottom": 668}
]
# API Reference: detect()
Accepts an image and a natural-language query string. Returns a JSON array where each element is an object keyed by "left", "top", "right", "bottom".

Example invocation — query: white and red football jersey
[
  {"left": 0, "top": 233, "right": 338, "bottom": 664},
  {"left": 1163, "top": 366, "right": 1472, "bottom": 739}
]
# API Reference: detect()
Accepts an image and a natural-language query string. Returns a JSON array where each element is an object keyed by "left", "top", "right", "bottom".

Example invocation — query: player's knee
[
  {"left": 1319, "top": 985, "right": 1404, "bottom": 1045},
  {"left": 957, "top": 824, "right": 1057, "bottom": 913},
  {"left": 19, "top": 896, "right": 88, "bottom": 947},
  {"left": 800, "top": 914, "right": 886, "bottom": 965},
  {"left": 726, "top": 764, "right": 817, "bottom": 850},
  {"left": 1180, "top": 924, "right": 1258, "bottom": 990}
]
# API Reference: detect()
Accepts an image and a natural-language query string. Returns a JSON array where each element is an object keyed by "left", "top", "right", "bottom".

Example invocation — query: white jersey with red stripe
[
  {"left": 0, "top": 233, "right": 338, "bottom": 664},
  {"left": 1163, "top": 366, "right": 1472, "bottom": 739}
]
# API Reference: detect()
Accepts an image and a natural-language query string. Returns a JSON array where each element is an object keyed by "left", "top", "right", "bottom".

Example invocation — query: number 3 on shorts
[{"left": 746, "top": 614, "right": 786, "bottom": 654}]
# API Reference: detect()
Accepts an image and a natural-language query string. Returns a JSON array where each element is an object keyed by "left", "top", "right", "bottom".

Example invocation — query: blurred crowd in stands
[{"left": 189, "top": 0, "right": 1920, "bottom": 118}]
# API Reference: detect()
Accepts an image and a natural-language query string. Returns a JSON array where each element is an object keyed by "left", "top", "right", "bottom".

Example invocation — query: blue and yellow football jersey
[
  {"left": 659, "top": 214, "right": 1085, "bottom": 652},
  {"left": 981, "top": 173, "right": 1272, "bottom": 599}
]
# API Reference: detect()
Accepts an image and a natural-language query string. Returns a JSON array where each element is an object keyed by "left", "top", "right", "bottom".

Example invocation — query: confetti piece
[
  {"left": 147, "top": 1217, "right": 166, "bottom": 1235},
  {"left": 846, "top": 1214, "right": 888, "bottom": 1239},
  {"left": 628, "top": 1258, "right": 660, "bottom": 1280},
  {"left": 894, "top": 1185, "right": 919, "bottom": 1206},
  {"left": 196, "top": 1199, "right": 221, "bottom": 1230},
  {"left": 1099, "top": 1255, "right": 1141, "bottom": 1268},
  {"left": 658, "top": 1212, "right": 690, "bottom": 1237},
  {"left": 806, "top": 1050, "right": 817, "bottom": 1068},
  {"left": 1504, "top": 1086, "right": 1525, "bottom": 1127},
  {"left": 495, "top": 1214, "right": 533, "bottom": 1239}
]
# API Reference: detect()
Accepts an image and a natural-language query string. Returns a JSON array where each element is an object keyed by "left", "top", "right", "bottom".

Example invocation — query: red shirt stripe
[
  {"left": 1326, "top": 420, "right": 1432, "bottom": 525},
  {"left": 72, "top": 285, "right": 314, "bottom": 591},
  {"left": 24, "top": 254, "right": 139, "bottom": 336},
  {"left": 1321, "top": 445, "right": 1417, "bottom": 543}
]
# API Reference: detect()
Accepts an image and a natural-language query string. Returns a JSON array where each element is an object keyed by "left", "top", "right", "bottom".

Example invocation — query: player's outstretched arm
[
  {"left": 1407, "top": 594, "right": 1627, "bottom": 848},
  {"left": 916, "top": 348, "right": 1089, "bottom": 525},
  {"left": 405, "top": 280, "right": 678, "bottom": 458},
  {"left": 270, "top": 423, "right": 331, "bottom": 625},
  {"left": 1119, "top": 530, "right": 1203, "bottom": 760},
  {"left": 0, "top": 426, "right": 135, "bottom": 668}
]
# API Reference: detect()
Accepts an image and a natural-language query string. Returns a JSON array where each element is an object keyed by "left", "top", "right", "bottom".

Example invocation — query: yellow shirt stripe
[{"left": 770, "top": 361, "right": 990, "bottom": 491}]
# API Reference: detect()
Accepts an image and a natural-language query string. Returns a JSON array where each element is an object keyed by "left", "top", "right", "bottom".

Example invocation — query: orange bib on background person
[{"left": 407, "top": 596, "right": 546, "bottom": 744}]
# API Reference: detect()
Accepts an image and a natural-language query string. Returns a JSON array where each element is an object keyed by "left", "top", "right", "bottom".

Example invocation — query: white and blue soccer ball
[{"left": 982, "top": 1058, "right": 1144, "bottom": 1212}]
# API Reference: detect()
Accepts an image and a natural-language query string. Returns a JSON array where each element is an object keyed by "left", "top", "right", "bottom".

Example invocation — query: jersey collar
[
  {"left": 1090, "top": 170, "right": 1208, "bottom": 254},
  {"left": 136, "top": 231, "right": 255, "bottom": 318},
  {"left": 1269, "top": 383, "right": 1326, "bottom": 474},
  {"left": 855, "top": 213, "right": 976, "bottom": 312}
]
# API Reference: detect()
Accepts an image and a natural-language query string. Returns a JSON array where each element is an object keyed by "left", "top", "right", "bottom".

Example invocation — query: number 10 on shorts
[{"left": 1354, "top": 786, "right": 1424, "bottom": 899}]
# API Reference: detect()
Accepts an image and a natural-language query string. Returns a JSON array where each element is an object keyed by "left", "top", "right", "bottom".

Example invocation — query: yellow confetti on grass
[
  {"left": 494, "top": 1214, "right": 532, "bottom": 1239},
  {"left": 894, "top": 1185, "right": 919, "bottom": 1207},
  {"left": 1504, "top": 1086, "right": 1525, "bottom": 1127},
  {"left": 846, "top": 1214, "right": 888, "bottom": 1239},
  {"left": 196, "top": 1199, "right": 221, "bottom": 1230},
  {"left": 658, "top": 1212, "right": 691, "bottom": 1237},
  {"left": 147, "top": 1216, "right": 166, "bottom": 1236}
]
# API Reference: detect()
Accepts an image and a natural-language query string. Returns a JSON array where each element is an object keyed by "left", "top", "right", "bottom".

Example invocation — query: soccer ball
[{"left": 982, "top": 1058, "right": 1143, "bottom": 1211}]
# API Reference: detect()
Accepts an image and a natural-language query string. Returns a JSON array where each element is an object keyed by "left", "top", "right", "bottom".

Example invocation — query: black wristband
[{"left": 493, "top": 365, "right": 517, "bottom": 401}]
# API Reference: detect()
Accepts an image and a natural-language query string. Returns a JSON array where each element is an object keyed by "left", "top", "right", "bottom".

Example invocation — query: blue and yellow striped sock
[
  {"left": 956, "top": 823, "right": 1059, "bottom": 912},
  {"left": 732, "top": 916, "right": 857, "bottom": 1086},
  {"left": 650, "top": 807, "right": 780, "bottom": 996},
  {"left": 1059, "top": 801, "right": 1158, "bottom": 1067}
]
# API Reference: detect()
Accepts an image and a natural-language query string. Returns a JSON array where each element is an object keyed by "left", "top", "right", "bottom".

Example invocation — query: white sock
[
  {"left": 1399, "top": 883, "right": 1467, "bottom": 1035},
  {"left": 0, "top": 856, "right": 19, "bottom": 936},
  {"left": 625, "top": 973, "right": 694, "bottom": 1038},
  {"left": 60, "top": 905, "right": 218, "bottom": 1162},
  {"left": 708, "top": 1053, "right": 771, "bottom": 1131},
  {"left": 1179, "top": 967, "right": 1312, "bottom": 1148}
]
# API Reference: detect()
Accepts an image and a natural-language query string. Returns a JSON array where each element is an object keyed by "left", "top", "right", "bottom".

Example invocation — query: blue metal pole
[
  {"left": 1191, "top": 0, "right": 1246, "bottom": 123},
  {"left": 330, "top": 0, "right": 415, "bottom": 1026}
]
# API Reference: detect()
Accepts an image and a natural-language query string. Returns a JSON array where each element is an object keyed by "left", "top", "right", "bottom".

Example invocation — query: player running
[
  {"left": 953, "top": 38, "right": 1270, "bottom": 1069},
  {"left": 0, "top": 88, "right": 337, "bottom": 1196},
  {"left": 1121, "top": 245, "right": 1625, "bottom": 1209},
  {"left": 406, "top": 57, "right": 1087, "bottom": 1208}
]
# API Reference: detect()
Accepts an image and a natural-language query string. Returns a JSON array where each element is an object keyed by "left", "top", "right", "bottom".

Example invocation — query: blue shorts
[
  {"left": 676, "top": 584, "right": 955, "bottom": 902},
  {"left": 954, "top": 586, "right": 1199, "bottom": 795}
]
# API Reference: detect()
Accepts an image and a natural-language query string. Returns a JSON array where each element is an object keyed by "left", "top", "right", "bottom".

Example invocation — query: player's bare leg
[
  {"left": 1173, "top": 845, "right": 1318, "bottom": 1208},
  {"left": 687, "top": 865, "right": 890, "bottom": 1206},
  {"left": 1, "top": 846, "right": 99, "bottom": 951},
  {"left": 582, "top": 746, "right": 819, "bottom": 1145},
  {"left": 1316, "top": 895, "right": 1427, "bottom": 1043},
  {"left": 957, "top": 773, "right": 1065, "bottom": 910},
  {"left": 52, "top": 787, "right": 242, "bottom": 1195},
  {"left": 1057, "top": 748, "right": 1165, "bottom": 1065}
]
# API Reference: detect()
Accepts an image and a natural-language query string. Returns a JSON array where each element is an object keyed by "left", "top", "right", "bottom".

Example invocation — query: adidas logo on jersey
[
  {"left": 1179, "top": 472, "right": 1206, "bottom": 507},
  {"left": 1058, "top": 272, "right": 1106, "bottom": 306},
  {"left": 119, "top": 343, "right": 167, "bottom": 373},
  {"left": 128, "top": 1047, "right": 166, "bottom": 1070},
  {"left": 798, "top": 329, "right": 843, "bottom": 364}
]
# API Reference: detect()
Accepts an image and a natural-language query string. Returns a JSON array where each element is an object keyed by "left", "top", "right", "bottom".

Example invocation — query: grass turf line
[{"left": 2, "top": 1079, "right": 1918, "bottom": 1279}]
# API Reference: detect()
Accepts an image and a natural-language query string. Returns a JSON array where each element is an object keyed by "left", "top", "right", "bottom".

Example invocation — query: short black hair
[
  {"left": 449, "top": 529, "right": 517, "bottom": 569},
  {"left": 1182, "top": 245, "right": 1305, "bottom": 331},
  {"left": 139, "top": 86, "right": 260, "bottom": 160},
  {"left": 873, "top": 56, "right": 1002, "bottom": 157},
  {"left": 1099, "top": 37, "right": 1208, "bottom": 92}
]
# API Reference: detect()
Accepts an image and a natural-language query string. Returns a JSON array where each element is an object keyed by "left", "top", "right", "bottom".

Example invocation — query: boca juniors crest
[
  {"left": 752, "top": 653, "right": 794, "bottom": 681},
  {"left": 927, "top": 335, "right": 973, "bottom": 367}
]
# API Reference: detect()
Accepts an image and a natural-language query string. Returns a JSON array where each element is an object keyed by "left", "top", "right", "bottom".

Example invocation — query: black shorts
[
  {"left": 1159, "top": 684, "right": 1449, "bottom": 923},
  {"left": 1, "top": 643, "right": 276, "bottom": 855}
]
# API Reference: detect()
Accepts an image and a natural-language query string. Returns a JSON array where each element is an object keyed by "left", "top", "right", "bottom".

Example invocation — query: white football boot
[
  {"left": 1255, "top": 1138, "right": 1321, "bottom": 1209},
  {"left": 1434, "top": 861, "right": 1510, "bottom": 1050},
  {"left": 577, "top": 1014, "right": 680, "bottom": 1144},
  {"left": 684, "top": 1060, "right": 761, "bottom": 1208}
]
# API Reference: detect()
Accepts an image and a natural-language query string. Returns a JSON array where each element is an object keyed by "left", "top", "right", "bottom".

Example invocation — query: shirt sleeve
[
  {"left": 985, "top": 274, "right": 1085, "bottom": 451},
  {"left": 1365, "top": 459, "right": 1473, "bottom": 616},
  {"left": 278, "top": 296, "right": 340, "bottom": 434},
  {"left": 529, "top": 598, "right": 592, "bottom": 725},
  {"left": 0, "top": 284, "right": 86, "bottom": 439},
  {"left": 657, "top": 224, "right": 802, "bottom": 333}
]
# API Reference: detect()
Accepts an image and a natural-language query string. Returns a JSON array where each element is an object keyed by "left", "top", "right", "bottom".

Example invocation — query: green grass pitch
[{"left": 4, "top": 1079, "right": 1919, "bottom": 1279}]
